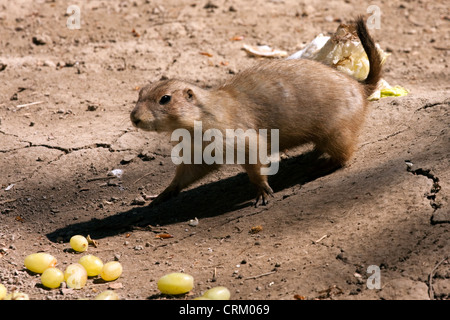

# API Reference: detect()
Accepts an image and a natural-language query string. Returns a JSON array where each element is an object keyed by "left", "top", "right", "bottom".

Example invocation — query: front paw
[{"left": 254, "top": 183, "right": 274, "bottom": 208}]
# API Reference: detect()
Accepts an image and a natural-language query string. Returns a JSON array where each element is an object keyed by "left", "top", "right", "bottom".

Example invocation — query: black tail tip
[{"left": 353, "top": 15, "right": 382, "bottom": 96}]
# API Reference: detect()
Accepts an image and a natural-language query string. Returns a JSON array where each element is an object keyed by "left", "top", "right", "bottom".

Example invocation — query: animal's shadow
[{"left": 46, "top": 150, "right": 338, "bottom": 242}]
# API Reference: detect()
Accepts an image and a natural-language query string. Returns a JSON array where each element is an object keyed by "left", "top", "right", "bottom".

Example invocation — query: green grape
[
  {"left": 157, "top": 272, "right": 194, "bottom": 295},
  {"left": 100, "top": 261, "right": 122, "bottom": 281},
  {"left": 78, "top": 255, "right": 103, "bottom": 277},
  {"left": 0, "top": 284, "right": 6, "bottom": 300},
  {"left": 41, "top": 267, "right": 64, "bottom": 289},
  {"left": 64, "top": 263, "right": 87, "bottom": 289},
  {"left": 70, "top": 235, "right": 88, "bottom": 252},
  {"left": 24, "top": 252, "right": 57, "bottom": 273},
  {"left": 94, "top": 290, "right": 119, "bottom": 300},
  {"left": 202, "top": 286, "right": 231, "bottom": 300},
  {"left": 5, "top": 292, "right": 29, "bottom": 300}
]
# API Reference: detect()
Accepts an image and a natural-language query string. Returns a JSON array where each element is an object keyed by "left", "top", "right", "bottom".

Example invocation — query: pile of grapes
[
  {"left": 0, "top": 235, "right": 230, "bottom": 300},
  {"left": 1, "top": 235, "right": 122, "bottom": 300}
]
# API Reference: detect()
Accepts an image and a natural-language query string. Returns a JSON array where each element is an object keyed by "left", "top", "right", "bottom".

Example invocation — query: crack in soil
[
  {"left": 0, "top": 129, "right": 134, "bottom": 154},
  {"left": 27, "top": 142, "right": 112, "bottom": 154},
  {"left": 360, "top": 129, "right": 407, "bottom": 148},
  {"left": 415, "top": 99, "right": 450, "bottom": 112},
  {"left": 17, "top": 143, "right": 115, "bottom": 184},
  {"left": 406, "top": 162, "right": 442, "bottom": 211},
  {"left": 1, "top": 129, "right": 135, "bottom": 185}
]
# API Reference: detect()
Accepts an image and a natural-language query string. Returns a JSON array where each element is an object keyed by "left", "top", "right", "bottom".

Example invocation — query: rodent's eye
[{"left": 159, "top": 95, "right": 171, "bottom": 105}]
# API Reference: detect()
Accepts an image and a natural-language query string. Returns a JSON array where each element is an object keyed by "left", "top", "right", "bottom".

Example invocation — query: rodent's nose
[{"left": 130, "top": 109, "right": 141, "bottom": 127}]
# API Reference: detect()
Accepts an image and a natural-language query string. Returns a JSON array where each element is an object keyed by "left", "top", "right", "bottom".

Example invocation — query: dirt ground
[{"left": 0, "top": 0, "right": 449, "bottom": 301}]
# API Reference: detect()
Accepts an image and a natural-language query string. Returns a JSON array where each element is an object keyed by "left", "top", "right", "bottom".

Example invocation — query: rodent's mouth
[
  {"left": 132, "top": 120, "right": 157, "bottom": 132},
  {"left": 130, "top": 109, "right": 157, "bottom": 131},
  {"left": 141, "top": 125, "right": 157, "bottom": 132}
]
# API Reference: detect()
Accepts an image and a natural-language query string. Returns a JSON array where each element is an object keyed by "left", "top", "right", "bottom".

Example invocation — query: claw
[{"left": 254, "top": 184, "right": 274, "bottom": 207}]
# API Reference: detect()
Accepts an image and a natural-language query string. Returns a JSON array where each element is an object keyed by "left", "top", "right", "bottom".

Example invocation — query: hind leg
[{"left": 315, "top": 129, "right": 358, "bottom": 168}]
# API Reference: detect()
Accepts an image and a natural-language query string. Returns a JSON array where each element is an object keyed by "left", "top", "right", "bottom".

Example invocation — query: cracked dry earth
[{"left": 0, "top": 0, "right": 449, "bottom": 300}]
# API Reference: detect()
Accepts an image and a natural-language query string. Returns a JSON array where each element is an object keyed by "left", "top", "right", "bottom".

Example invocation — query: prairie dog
[{"left": 131, "top": 16, "right": 382, "bottom": 206}]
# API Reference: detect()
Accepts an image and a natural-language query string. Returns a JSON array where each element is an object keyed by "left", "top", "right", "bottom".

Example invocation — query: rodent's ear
[{"left": 183, "top": 88, "right": 195, "bottom": 102}]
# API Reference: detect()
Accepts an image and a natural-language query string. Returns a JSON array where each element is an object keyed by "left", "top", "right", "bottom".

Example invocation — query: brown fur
[{"left": 130, "top": 16, "right": 382, "bottom": 206}]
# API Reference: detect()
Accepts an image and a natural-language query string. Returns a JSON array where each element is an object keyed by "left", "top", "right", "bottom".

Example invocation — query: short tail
[{"left": 355, "top": 16, "right": 382, "bottom": 97}]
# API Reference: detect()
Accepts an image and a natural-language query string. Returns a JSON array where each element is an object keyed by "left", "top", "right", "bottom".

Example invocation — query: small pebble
[{"left": 131, "top": 196, "right": 146, "bottom": 205}]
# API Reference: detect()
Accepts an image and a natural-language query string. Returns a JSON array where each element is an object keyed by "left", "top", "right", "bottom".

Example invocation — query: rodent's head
[{"left": 130, "top": 79, "right": 203, "bottom": 132}]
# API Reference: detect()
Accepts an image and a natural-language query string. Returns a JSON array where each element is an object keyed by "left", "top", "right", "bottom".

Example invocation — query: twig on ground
[
  {"left": 16, "top": 101, "right": 44, "bottom": 109},
  {"left": 0, "top": 199, "right": 17, "bottom": 205},
  {"left": 428, "top": 255, "right": 449, "bottom": 299},
  {"left": 245, "top": 271, "right": 276, "bottom": 280},
  {"left": 314, "top": 234, "right": 328, "bottom": 243},
  {"left": 133, "top": 172, "right": 153, "bottom": 184}
]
